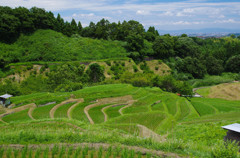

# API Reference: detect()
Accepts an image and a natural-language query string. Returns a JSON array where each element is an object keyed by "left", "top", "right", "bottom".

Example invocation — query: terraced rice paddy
[
  {"left": 0, "top": 83, "right": 240, "bottom": 157},
  {"left": 32, "top": 104, "right": 57, "bottom": 119}
]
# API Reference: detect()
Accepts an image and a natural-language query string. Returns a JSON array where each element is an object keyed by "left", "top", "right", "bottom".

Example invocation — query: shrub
[
  {"left": 105, "top": 61, "right": 111, "bottom": 66},
  {"left": 211, "top": 140, "right": 239, "bottom": 158},
  {"left": 155, "top": 66, "right": 159, "bottom": 70},
  {"left": 27, "top": 64, "right": 33, "bottom": 70},
  {"left": 158, "top": 60, "right": 162, "bottom": 64},
  {"left": 133, "top": 65, "right": 138, "bottom": 72},
  {"left": 131, "top": 77, "right": 151, "bottom": 87}
]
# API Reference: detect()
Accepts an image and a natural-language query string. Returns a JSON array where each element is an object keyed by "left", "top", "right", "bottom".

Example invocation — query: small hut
[
  {"left": 222, "top": 123, "right": 240, "bottom": 146},
  {"left": 0, "top": 94, "right": 13, "bottom": 107}
]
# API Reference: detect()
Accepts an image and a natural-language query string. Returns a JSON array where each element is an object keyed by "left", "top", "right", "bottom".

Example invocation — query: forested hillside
[{"left": 0, "top": 6, "right": 239, "bottom": 97}]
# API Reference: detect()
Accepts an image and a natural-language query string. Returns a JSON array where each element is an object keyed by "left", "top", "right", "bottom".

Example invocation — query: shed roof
[
  {"left": 222, "top": 123, "right": 240, "bottom": 133},
  {"left": 0, "top": 94, "right": 13, "bottom": 99}
]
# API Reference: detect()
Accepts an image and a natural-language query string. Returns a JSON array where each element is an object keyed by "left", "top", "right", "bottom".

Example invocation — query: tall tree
[
  {"left": 56, "top": 13, "right": 64, "bottom": 32},
  {"left": 70, "top": 19, "right": 78, "bottom": 34},
  {"left": 77, "top": 21, "right": 82, "bottom": 35}
]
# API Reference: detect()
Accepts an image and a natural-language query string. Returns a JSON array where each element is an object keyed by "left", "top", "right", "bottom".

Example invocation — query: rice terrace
[
  {"left": 1, "top": 2, "right": 240, "bottom": 158},
  {"left": 0, "top": 82, "right": 240, "bottom": 157}
]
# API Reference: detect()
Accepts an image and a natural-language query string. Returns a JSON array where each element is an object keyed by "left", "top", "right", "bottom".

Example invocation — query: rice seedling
[
  {"left": 51, "top": 144, "right": 59, "bottom": 158},
  {"left": 129, "top": 149, "right": 135, "bottom": 158},
  {"left": 97, "top": 147, "right": 103, "bottom": 158},
  {"left": 0, "top": 148, "right": 4, "bottom": 158},
  {"left": 34, "top": 148, "right": 41, "bottom": 158},
  {"left": 13, "top": 149, "right": 19, "bottom": 158},
  {"left": 6, "top": 148, "right": 12, "bottom": 158},
  {"left": 73, "top": 147, "right": 81, "bottom": 158},
  {"left": 28, "top": 149, "right": 32, "bottom": 158},
  {"left": 21, "top": 146, "right": 28, "bottom": 158},
  {"left": 58, "top": 146, "right": 65, "bottom": 158},
  {"left": 67, "top": 146, "right": 73, "bottom": 158},
  {"left": 121, "top": 148, "right": 128, "bottom": 158},
  {"left": 43, "top": 147, "right": 49, "bottom": 158}
]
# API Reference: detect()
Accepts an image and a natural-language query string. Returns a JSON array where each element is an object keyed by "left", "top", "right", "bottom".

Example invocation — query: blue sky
[{"left": 1, "top": 0, "right": 240, "bottom": 31}]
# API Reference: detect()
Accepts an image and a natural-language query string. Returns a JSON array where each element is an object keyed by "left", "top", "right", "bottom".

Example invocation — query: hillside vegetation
[{"left": 0, "top": 29, "right": 128, "bottom": 62}]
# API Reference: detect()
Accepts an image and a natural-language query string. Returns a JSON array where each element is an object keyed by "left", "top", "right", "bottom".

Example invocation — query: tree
[
  {"left": 225, "top": 55, "right": 240, "bottom": 73},
  {"left": 55, "top": 13, "right": 64, "bottom": 32},
  {"left": 77, "top": 21, "right": 82, "bottom": 34},
  {"left": 30, "top": 7, "right": 55, "bottom": 30},
  {"left": 152, "top": 36, "right": 175, "bottom": 59},
  {"left": 177, "top": 57, "right": 206, "bottom": 79},
  {"left": 71, "top": 19, "right": 78, "bottom": 34},
  {"left": 13, "top": 7, "right": 35, "bottom": 33},
  {"left": 205, "top": 56, "right": 224, "bottom": 75},
  {"left": 126, "top": 33, "right": 144, "bottom": 52},
  {"left": 174, "top": 37, "right": 200, "bottom": 58},
  {"left": 0, "top": 13, "right": 20, "bottom": 42},
  {"left": 86, "top": 63, "right": 105, "bottom": 82},
  {"left": 62, "top": 22, "right": 73, "bottom": 36},
  {"left": 95, "top": 18, "right": 110, "bottom": 39}
]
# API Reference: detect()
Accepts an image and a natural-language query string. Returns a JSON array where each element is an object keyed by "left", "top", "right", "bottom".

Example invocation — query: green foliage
[
  {"left": 54, "top": 102, "right": 76, "bottom": 118},
  {"left": 87, "top": 63, "right": 105, "bottom": 82},
  {"left": 153, "top": 36, "right": 175, "bottom": 59},
  {"left": 226, "top": 55, "right": 240, "bottom": 73},
  {"left": 211, "top": 140, "right": 240, "bottom": 158},
  {"left": 153, "top": 75, "right": 193, "bottom": 95},
  {"left": 189, "top": 73, "right": 238, "bottom": 88}
]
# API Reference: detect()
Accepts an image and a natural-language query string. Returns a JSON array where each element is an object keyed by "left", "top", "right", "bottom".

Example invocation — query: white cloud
[
  {"left": 136, "top": 10, "right": 150, "bottom": 15},
  {"left": 214, "top": 19, "right": 240, "bottom": 24}
]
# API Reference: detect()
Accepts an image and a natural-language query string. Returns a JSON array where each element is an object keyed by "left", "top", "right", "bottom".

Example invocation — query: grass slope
[
  {"left": 105, "top": 104, "right": 125, "bottom": 120},
  {"left": 54, "top": 102, "right": 76, "bottom": 118},
  {"left": 88, "top": 104, "right": 112, "bottom": 124},
  {"left": 32, "top": 104, "right": 57, "bottom": 119},
  {"left": 71, "top": 102, "right": 91, "bottom": 123},
  {"left": 2, "top": 109, "right": 31, "bottom": 123},
  {"left": 0, "top": 29, "right": 127, "bottom": 62},
  {"left": 197, "top": 82, "right": 240, "bottom": 100},
  {"left": 107, "top": 112, "right": 166, "bottom": 131}
]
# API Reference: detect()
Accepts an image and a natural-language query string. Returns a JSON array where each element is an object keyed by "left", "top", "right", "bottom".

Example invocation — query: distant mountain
[{"left": 158, "top": 28, "right": 240, "bottom": 36}]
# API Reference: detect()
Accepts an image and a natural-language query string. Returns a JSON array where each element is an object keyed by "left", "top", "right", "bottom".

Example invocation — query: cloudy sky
[{"left": 1, "top": 0, "right": 240, "bottom": 31}]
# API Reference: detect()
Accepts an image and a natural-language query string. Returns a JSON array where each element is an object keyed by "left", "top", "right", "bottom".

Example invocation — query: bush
[
  {"left": 133, "top": 65, "right": 138, "bottom": 72},
  {"left": 226, "top": 55, "right": 240, "bottom": 73},
  {"left": 131, "top": 77, "right": 151, "bottom": 87},
  {"left": 211, "top": 140, "right": 239, "bottom": 158},
  {"left": 155, "top": 66, "right": 159, "bottom": 70},
  {"left": 158, "top": 60, "right": 162, "bottom": 64},
  {"left": 26, "top": 64, "right": 33, "bottom": 70},
  {"left": 105, "top": 61, "right": 111, "bottom": 66}
]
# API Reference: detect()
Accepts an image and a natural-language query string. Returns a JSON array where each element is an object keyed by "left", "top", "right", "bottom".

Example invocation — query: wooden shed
[
  {"left": 222, "top": 123, "right": 240, "bottom": 146},
  {"left": 0, "top": 94, "right": 13, "bottom": 107}
]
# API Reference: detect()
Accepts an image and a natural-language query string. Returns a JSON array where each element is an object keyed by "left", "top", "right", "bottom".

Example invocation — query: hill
[
  {"left": 0, "top": 29, "right": 128, "bottom": 62},
  {"left": 196, "top": 82, "right": 240, "bottom": 100},
  {"left": 0, "top": 84, "right": 240, "bottom": 157}
]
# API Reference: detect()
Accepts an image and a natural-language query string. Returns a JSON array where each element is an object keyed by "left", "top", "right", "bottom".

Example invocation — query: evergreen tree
[{"left": 70, "top": 19, "right": 78, "bottom": 34}]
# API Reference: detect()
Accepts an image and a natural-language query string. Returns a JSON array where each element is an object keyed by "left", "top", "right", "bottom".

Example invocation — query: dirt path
[
  {"left": 137, "top": 124, "right": 166, "bottom": 142},
  {"left": 119, "top": 100, "right": 136, "bottom": 115},
  {"left": 28, "top": 104, "right": 37, "bottom": 120},
  {"left": 0, "top": 143, "right": 183, "bottom": 158},
  {"left": 67, "top": 99, "right": 84, "bottom": 119},
  {"left": 0, "top": 103, "right": 36, "bottom": 123},
  {"left": 49, "top": 98, "right": 83, "bottom": 119},
  {"left": 101, "top": 104, "right": 114, "bottom": 122},
  {"left": 84, "top": 95, "right": 133, "bottom": 124}
]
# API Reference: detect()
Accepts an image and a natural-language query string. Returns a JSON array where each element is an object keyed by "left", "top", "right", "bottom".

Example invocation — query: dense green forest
[{"left": 0, "top": 6, "right": 239, "bottom": 96}]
